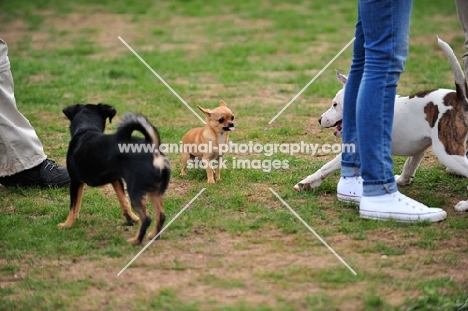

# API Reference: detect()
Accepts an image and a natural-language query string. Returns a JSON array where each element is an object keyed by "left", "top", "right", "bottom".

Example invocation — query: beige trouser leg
[
  {"left": 455, "top": 0, "right": 468, "bottom": 78},
  {"left": 0, "top": 38, "right": 46, "bottom": 177}
]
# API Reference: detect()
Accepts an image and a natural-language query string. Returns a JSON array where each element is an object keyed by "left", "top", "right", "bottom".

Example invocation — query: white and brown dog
[{"left": 294, "top": 37, "right": 468, "bottom": 212}]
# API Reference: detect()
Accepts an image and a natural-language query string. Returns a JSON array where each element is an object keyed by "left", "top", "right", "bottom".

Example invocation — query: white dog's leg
[
  {"left": 293, "top": 154, "right": 342, "bottom": 191},
  {"left": 434, "top": 151, "right": 468, "bottom": 178},
  {"left": 454, "top": 200, "right": 468, "bottom": 211},
  {"left": 395, "top": 151, "right": 427, "bottom": 186},
  {"left": 433, "top": 148, "right": 468, "bottom": 211}
]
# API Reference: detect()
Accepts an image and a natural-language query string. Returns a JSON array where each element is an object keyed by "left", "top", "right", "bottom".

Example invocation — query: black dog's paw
[{"left": 123, "top": 214, "right": 139, "bottom": 226}]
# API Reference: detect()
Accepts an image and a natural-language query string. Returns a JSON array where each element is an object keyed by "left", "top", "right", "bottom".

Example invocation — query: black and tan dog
[{"left": 59, "top": 103, "right": 170, "bottom": 245}]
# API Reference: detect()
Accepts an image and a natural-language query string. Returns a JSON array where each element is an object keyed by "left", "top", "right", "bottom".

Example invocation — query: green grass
[{"left": 0, "top": 0, "right": 467, "bottom": 310}]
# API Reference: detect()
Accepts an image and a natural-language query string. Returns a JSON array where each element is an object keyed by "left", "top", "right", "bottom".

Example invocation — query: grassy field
[{"left": 1, "top": 0, "right": 467, "bottom": 310}]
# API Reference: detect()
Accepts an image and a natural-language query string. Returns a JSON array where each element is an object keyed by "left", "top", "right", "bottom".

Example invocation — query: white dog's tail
[{"left": 437, "top": 36, "right": 468, "bottom": 101}]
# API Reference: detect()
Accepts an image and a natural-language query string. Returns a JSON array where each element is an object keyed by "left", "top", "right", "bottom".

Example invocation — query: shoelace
[
  {"left": 392, "top": 192, "right": 427, "bottom": 211},
  {"left": 43, "top": 160, "right": 59, "bottom": 171}
]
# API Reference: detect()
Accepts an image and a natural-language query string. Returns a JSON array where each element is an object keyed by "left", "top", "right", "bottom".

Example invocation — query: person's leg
[
  {"left": 0, "top": 39, "right": 46, "bottom": 175},
  {"left": 356, "top": 0, "right": 409, "bottom": 195},
  {"left": 0, "top": 38, "right": 69, "bottom": 188},
  {"left": 337, "top": 9, "right": 364, "bottom": 203},
  {"left": 455, "top": 0, "right": 468, "bottom": 78},
  {"left": 356, "top": 0, "right": 446, "bottom": 222}
]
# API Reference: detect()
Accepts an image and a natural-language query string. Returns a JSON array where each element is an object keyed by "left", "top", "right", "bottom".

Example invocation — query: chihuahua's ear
[
  {"left": 63, "top": 104, "right": 84, "bottom": 121},
  {"left": 97, "top": 103, "right": 117, "bottom": 123},
  {"left": 219, "top": 100, "right": 227, "bottom": 107},
  {"left": 197, "top": 105, "right": 211, "bottom": 116}
]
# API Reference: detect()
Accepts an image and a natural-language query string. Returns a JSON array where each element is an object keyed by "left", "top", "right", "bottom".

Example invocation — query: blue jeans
[{"left": 341, "top": 0, "right": 413, "bottom": 196}]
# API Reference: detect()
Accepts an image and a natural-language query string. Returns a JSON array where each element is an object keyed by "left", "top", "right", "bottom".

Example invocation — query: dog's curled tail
[
  {"left": 117, "top": 113, "right": 160, "bottom": 146},
  {"left": 437, "top": 36, "right": 468, "bottom": 101},
  {"left": 117, "top": 113, "right": 168, "bottom": 169}
]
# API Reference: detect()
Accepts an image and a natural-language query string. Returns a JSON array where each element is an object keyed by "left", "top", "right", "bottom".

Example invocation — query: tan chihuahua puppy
[{"left": 181, "top": 100, "right": 235, "bottom": 183}]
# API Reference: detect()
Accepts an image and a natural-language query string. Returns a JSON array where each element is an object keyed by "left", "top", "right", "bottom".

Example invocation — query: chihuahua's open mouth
[{"left": 223, "top": 124, "right": 235, "bottom": 131}]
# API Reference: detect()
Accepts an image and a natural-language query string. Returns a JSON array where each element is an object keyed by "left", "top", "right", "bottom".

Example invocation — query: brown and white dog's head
[
  {"left": 197, "top": 100, "right": 235, "bottom": 133},
  {"left": 318, "top": 71, "right": 347, "bottom": 136}
]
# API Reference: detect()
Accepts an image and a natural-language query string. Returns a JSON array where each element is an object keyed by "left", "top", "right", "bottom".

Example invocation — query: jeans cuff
[
  {"left": 363, "top": 181, "right": 398, "bottom": 196},
  {"left": 341, "top": 165, "right": 361, "bottom": 177}
]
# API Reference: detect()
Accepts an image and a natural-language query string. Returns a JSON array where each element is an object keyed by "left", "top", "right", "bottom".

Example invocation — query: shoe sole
[
  {"left": 337, "top": 193, "right": 361, "bottom": 204},
  {"left": 1, "top": 179, "right": 70, "bottom": 189},
  {"left": 359, "top": 210, "right": 447, "bottom": 223}
]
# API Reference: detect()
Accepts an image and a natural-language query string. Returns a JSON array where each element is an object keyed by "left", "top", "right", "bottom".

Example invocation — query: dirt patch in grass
[
  {"left": 4, "top": 227, "right": 466, "bottom": 310},
  {"left": 2, "top": 9, "right": 276, "bottom": 60},
  {"left": 41, "top": 12, "right": 140, "bottom": 58},
  {"left": 0, "top": 19, "right": 28, "bottom": 46},
  {"left": 2, "top": 9, "right": 143, "bottom": 58}
]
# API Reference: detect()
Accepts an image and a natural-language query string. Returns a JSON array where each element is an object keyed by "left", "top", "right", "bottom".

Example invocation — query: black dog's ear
[
  {"left": 63, "top": 104, "right": 84, "bottom": 121},
  {"left": 97, "top": 103, "right": 117, "bottom": 123}
]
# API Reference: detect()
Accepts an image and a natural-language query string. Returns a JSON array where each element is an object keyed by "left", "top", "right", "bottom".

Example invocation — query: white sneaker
[
  {"left": 359, "top": 191, "right": 447, "bottom": 223},
  {"left": 337, "top": 176, "right": 363, "bottom": 204}
]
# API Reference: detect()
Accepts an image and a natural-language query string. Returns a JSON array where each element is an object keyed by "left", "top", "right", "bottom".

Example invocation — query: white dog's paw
[
  {"left": 454, "top": 201, "right": 468, "bottom": 212},
  {"left": 395, "top": 174, "right": 412, "bottom": 186},
  {"left": 293, "top": 179, "right": 323, "bottom": 192},
  {"left": 293, "top": 183, "right": 307, "bottom": 192}
]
